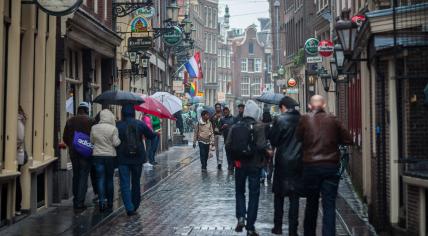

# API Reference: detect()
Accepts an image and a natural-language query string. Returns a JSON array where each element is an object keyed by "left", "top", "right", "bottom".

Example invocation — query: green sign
[
  {"left": 163, "top": 26, "right": 183, "bottom": 47},
  {"left": 305, "top": 38, "right": 319, "bottom": 55}
]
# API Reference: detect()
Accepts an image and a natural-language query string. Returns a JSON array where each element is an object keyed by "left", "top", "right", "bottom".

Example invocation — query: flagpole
[{"left": 171, "top": 63, "right": 186, "bottom": 79}]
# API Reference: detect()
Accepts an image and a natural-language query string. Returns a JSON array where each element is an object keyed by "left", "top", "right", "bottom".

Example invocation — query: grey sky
[{"left": 218, "top": 0, "right": 270, "bottom": 30}]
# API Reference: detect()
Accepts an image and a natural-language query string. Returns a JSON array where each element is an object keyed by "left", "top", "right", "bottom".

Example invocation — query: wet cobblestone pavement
[{"left": 90, "top": 152, "right": 351, "bottom": 236}]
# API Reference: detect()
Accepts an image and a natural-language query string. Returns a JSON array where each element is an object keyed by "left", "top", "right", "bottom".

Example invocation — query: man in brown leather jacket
[{"left": 295, "top": 95, "right": 352, "bottom": 236}]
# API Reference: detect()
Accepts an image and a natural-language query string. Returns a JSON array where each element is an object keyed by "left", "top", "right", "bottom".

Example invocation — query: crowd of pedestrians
[
  {"left": 193, "top": 94, "right": 352, "bottom": 236},
  {"left": 62, "top": 103, "right": 156, "bottom": 216}
]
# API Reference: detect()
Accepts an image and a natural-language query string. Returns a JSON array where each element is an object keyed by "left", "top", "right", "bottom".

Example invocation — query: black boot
[
  {"left": 271, "top": 226, "right": 283, "bottom": 235},
  {"left": 247, "top": 230, "right": 259, "bottom": 236},
  {"left": 235, "top": 217, "right": 245, "bottom": 232}
]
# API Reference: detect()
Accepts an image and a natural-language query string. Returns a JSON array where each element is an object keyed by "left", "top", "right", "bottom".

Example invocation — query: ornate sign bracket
[{"left": 113, "top": 1, "right": 153, "bottom": 18}]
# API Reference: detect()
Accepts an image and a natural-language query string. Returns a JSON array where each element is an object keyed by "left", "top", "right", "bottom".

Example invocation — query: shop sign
[
  {"left": 286, "top": 88, "right": 299, "bottom": 94},
  {"left": 318, "top": 40, "right": 334, "bottom": 57},
  {"left": 128, "top": 37, "right": 153, "bottom": 52},
  {"left": 304, "top": 38, "right": 319, "bottom": 55},
  {"left": 130, "top": 17, "right": 150, "bottom": 33},
  {"left": 163, "top": 26, "right": 183, "bottom": 46},
  {"left": 306, "top": 56, "right": 322, "bottom": 63},
  {"left": 36, "top": 0, "right": 82, "bottom": 16},
  {"left": 217, "top": 92, "right": 226, "bottom": 102},
  {"left": 276, "top": 79, "right": 287, "bottom": 86},
  {"left": 173, "top": 80, "right": 184, "bottom": 93},
  {"left": 134, "top": 7, "right": 156, "bottom": 19},
  {"left": 287, "top": 78, "right": 297, "bottom": 87}
]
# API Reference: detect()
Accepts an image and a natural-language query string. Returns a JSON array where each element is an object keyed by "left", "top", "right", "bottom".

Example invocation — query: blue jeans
[
  {"left": 303, "top": 165, "right": 340, "bottom": 236},
  {"left": 198, "top": 142, "right": 210, "bottom": 169},
  {"left": 69, "top": 152, "right": 91, "bottom": 208},
  {"left": 118, "top": 164, "right": 143, "bottom": 213},
  {"left": 93, "top": 157, "right": 115, "bottom": 208},
  {"left": 235, "top": 167, "right": 261, "bottom": 231},
  {"left": 147, "top": 134, "right": 159, "bottom": 163}
]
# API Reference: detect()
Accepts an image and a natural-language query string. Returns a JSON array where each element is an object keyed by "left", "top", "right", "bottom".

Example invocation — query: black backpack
[
  {"left": 125, "top": 123, "right": 139, "bottom": 156},
  {"left": 230, "top": 121, "right": 256, "bottom": 160}
]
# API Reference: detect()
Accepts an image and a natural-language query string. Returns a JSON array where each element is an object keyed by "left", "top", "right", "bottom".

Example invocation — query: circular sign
[
  {"left": 318, "top": 40, "right": 334, "bottom": 57},
  {"left": 287, "top": 78, "right": 297, "bottom": 87},
  {"left": 36, "top": 0, "right": 82, "bottom": 16},
  {"left": 163, "top": 26, "right": 183, "bottom": 47},
  {"left": 130, "top": 17, "right": 150, "bottom": 33},
  {"left": 305, "top": 38, "right": 319, "bottom": 55}
]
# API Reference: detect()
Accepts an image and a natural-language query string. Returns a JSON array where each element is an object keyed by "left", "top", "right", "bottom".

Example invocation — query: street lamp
[
  {"left": 182, "top": 17, "right": 193, "bottom": 36},
  {"left": 335, "top": 18, "right": 358, "bottom": 57},
  {"left": 334, "top": 43, "right": 345, "bottom": 73},
  {"left": 167, "top": 0, "right": 180, "bottom": 23},
  {"left": 274, "top": 0, "right": 280, "bottom": 93},
  {"left": 318, "top": 67, "right": 331, "bottom": 92},
  {"left": 330, "top": 57, "right": 338, "bottom": 82}
]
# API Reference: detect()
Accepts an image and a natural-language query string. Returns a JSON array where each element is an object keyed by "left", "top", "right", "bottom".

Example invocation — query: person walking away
[
  {"left": 116, "top": 105, "right": 156, "bottom": 216},
  {"left": 260, "top": 111, "right": 273, "bottom": 185},
  {"left": 211, "top": 103, "right": 224, "bottom": 170},
  {"left": 141, "top": 113, "right": 155, "bottom": 166},
  {"left": 16, "top": 106, "right": 28, "bottom": 216},
  {"left": 149, "top": 114, "right": 161, "bottom": 165},
  {"left": 220, "top": 107, "right": 236, "bottom": 171},
  {"left": 193, "top": 110, "right": 215, "bottom": 171},
  {"left": 296, "top": 95, "right": 353, "bottom": 236},
  {"left": 90, "top": 109, "right": 121, "bottom": 212},
  {"left": 269, "top": 97, "right": 302, "bottom": 236},
  {"left": 63, "top": 102, "right": 94, "bottom": 211},
  {"left": 226, "top": 100, "right": 269, "bottom": 236},
  {"left": 236, "top": 103, "right": 245, "bottom": 122}
]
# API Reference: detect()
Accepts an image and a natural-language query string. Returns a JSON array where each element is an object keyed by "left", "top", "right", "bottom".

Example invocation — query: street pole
[{"left": 274, "top": 0, "right": 280, "bottom": 93}]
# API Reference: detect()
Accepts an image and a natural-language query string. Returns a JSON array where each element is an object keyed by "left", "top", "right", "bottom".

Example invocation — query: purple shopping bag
[{"left": 72, "top": 131, "right": 93, "bottom": 157}]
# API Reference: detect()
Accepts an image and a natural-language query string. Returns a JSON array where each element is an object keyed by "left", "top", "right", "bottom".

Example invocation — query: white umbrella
[{"left": 151, "top": 92, "right": 182, "bottom": 114}]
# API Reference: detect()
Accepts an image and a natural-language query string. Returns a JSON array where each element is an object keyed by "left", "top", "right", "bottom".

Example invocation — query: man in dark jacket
[
  {"left": 117, "top": 105, "right": 156, "bottom": 216},
  {"left": 296, "top": 95, "right": 353, "bottom": 236},
  {"left": 211, "top": 103, "right": 224, "bottom": 169},
  {"left": 235, "top": 103, "right": 245, "bottom": 122},
  {"left": 220, "top": 107, "right": 236, "bottom": 171},
  {"left": 63, "top": 102, "right": 93, "bottom": 210},
  {"left": 269, "top": 96, "right": 302, "bottom": 236},
  {"left": 226, "top": 100, "right": 267, "bottom": 236}
]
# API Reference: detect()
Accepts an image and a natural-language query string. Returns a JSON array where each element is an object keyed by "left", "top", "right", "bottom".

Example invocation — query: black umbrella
[
  {"left": 93, "top": 90, "right": 144, "bottom": 105},
  {"left": 256, "top": 92, "right": 285, "bottom": 105}
]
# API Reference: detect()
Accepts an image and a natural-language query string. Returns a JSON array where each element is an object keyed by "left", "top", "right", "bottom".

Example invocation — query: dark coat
[
  {"left": 295, "top": 110, "right": 353, "bottom": 165},
  {"left": 63, "top": 114, "right": 94, "bottom": 153},
  {"left": 269, "top": 110, "right": 302, "bottom": 196},
  {"left": 220, "top": 115, "right": 236, "bottom": 139},
  {"left": 116, "top": 105, "right": 156, "bottom": 165}
]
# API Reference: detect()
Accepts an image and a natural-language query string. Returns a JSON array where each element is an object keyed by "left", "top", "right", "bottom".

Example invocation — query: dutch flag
[{"left": 185, "top": 52, "right": 203, "bottom": 79}]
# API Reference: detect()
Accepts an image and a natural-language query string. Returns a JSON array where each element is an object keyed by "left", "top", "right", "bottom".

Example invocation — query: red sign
[
  {"left": 287, "top": 78, "right": 297, "bottom": 87},
  {"left": 352, "top": 15, "right": 366, "bottom": 27},
  {"left": 318, "top": 40, "right": 334, "bottom": 57}
]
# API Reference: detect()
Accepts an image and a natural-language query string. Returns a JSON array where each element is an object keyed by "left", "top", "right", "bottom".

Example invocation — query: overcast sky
[{"left": 218, "top": 0, "right": 270, "bottom": 30}]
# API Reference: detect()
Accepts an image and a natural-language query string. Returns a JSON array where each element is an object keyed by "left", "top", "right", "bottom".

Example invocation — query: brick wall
[{"left": 80, "top": 0, "right": 112, "bottom": 29}]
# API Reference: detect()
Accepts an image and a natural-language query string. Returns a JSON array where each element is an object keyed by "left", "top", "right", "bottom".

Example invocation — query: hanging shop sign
[
  {"left": 134, "top": 6, "right": 156, "bottom": 19},
  {"left": 130, "top": 16, "right": 150, "bottom": 33},
  {"left": 318, "top": 40, "right": 334, "bottom": 57},
  {"left": 173, "top": 81, "right": 185, "bottom": 94},
  {"left": 163, "top": 26, "right": 183, "bottom": 47},
  {"left": 276, "top": 79, "right": 287, "bottom": 86},
  {"left": 128, "top": 37, "right": 153, "bottom": 52},
  {"left": 286, "top": 88, "right": 299, "bottom": 94},
  {"left": 306, "top": 56, "right": 322, "bottom": 64},
  {"left": 287, "top": 78, "right": 297, "bottom": 87},
  {"left": 304, "top": 38, "right": 319, "bottom": 55},
  {"left": 36, "top": 0, "right": 82, "bottom": 16}
]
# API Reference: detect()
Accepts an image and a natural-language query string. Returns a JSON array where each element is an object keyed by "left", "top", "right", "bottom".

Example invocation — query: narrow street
[{"left": 90, "top": 145, "right": 352, "bottom": 236}]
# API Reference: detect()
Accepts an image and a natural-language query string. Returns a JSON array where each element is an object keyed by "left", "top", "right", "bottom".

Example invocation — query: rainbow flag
[{"left": 190, "top": 80, "right": 197, "bottom": 97}]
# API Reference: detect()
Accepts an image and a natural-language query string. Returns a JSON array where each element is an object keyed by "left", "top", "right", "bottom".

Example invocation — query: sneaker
[
  {"left": 15, "top": 211, "right": 22, "bottom": 216},
  {"left": 271, "top": 226, "right": 283, "bottom": 235},
  {"left": 217, "top": 164, "right": 222, "bottom": 170},
  {"left": 235, "top": 217, "right": 245, "bottom": 232},
  {"left": 247, "top": 230, "right": 259, "bottom": 236}
]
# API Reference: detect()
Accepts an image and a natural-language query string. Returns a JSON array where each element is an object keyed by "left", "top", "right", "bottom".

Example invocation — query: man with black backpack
[
  {"left": 116, "top": 105, "right": 156, "bottom": 216},
  {"left": 226, "top": 100, "right": 268, "bottom": 236}
]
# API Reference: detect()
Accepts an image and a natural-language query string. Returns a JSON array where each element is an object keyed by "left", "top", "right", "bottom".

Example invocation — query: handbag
[{"left": 72, "top": 131, "right": 93, "bottom": 157}]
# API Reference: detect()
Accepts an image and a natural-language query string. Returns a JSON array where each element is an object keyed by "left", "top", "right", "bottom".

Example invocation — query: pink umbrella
[{"left": 134, "top": 96, "right": 176, "bottom": 120}]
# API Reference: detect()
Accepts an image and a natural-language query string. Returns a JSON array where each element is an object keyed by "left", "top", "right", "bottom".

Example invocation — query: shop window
[
  {"left": 36, "top": 172, "right": 45, "bottom": 208},
  {"left": 0, "top": 183, "right": 7, "bottom": 226}
]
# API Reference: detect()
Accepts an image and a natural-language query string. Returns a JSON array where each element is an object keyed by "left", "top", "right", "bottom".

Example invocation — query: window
[
  {"left": 205, "top": 33, "right": 209, "bottom": 52},
  {"left": 227, "top": 50, "right": 231, "bottom": 68},
  {"left": 247, "top": 59, "right": 254, "bottom": 72},
  {"left": 251, "top": 78, "right": 261, "bottom": 96},
  {"left": 255, "top": 59, "right": 262, "bottom": 72},
  {"left": 104, "top": 0, "right": 108, "bottom": 19},
  {"left": 212, "top": 35, "right": 216, "bottom": 54},
  {"left": 241, "top": 59, "right": 247, "bottom": 72},
  {"left": 213, "top": 9, "right": 217, "bottom": 29},
  {"left": 204, "top": 6, "right": 208, "bottom": 27},
  {"left": 222, "top": 49, "right": 226, "bottom": 68},
  {"left": 241, "top": 77, "right": 250, "bottom": 96},
  {"left": 249, "top": 42, "right": 254, "bottom": 54},
  {"left": 218, "top": 50, "right": 222, "bottom": 67}
]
